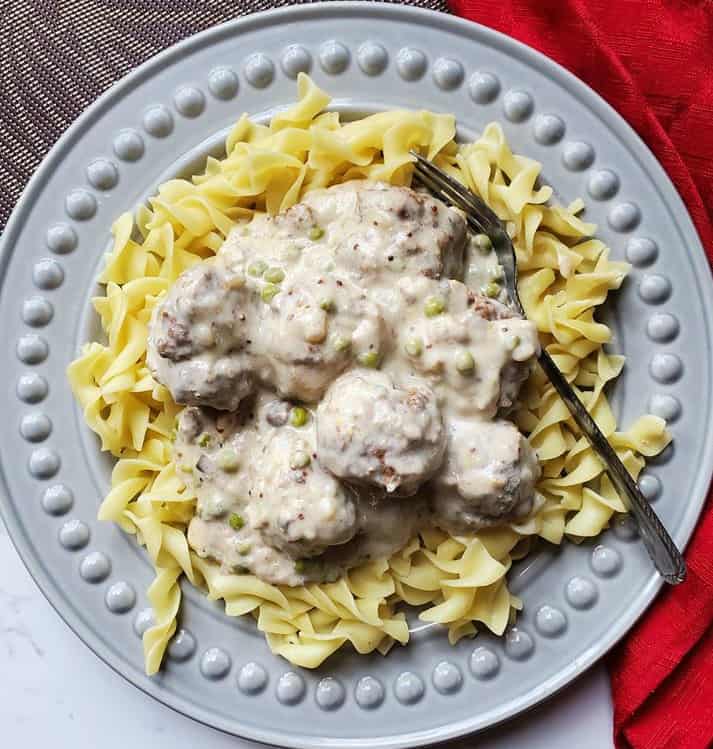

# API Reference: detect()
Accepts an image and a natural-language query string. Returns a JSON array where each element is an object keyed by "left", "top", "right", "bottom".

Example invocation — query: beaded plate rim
[{"left": 1, "top": 3, "right": 712, "bottom": 748}]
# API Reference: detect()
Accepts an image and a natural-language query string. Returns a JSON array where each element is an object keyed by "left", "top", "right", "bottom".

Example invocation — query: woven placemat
[{"left": 0, "top": 0, "right": 449, "bottom": 232}]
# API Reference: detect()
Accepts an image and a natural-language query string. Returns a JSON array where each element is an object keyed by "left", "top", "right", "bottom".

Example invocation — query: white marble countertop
[{"left": 0, "top": 516, "right": 613, "bottom": 748}]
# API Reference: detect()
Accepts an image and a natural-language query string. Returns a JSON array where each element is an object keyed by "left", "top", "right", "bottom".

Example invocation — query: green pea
[
  {"left": 229, "top": 513, "right": 244, "bottom": 530},
  {"left": 261, "top": 283, "right": 280, "bottom": 303},
  {"left": 424, "top": 296, "right": 446, "bottom": 317},
  {"left": 290, "top": 450, "right": 311, "bottom": 469},
  {"left": 309, "top": 226, "right": 325, "bottom": 241},
  {"left": 473, "top": 233, "right": 493, "bottom": 254},
  {"left": 294, "top": 559, "right": 306, "bottom": 573},
  {"left": 357, "top": 351, "right": 380, "bottom": 369},
  {"left": 481, "top": 281, "right": 501, "bottom": 299},
  {"left": 217, "top": 448, "right": 240, "bottom": 472},
  {"left": 264, "top": 267, "right": 285, "bottom": 284},
  {"left": 247, "top": 260, "right": 268, "bottom": 277},
  {"left": 198, "top": 432, "right": 211, "bottom": 447},
  {"left": 333, "top": 335, "right": 351, "bottom": 352},
  {"left": 404, "top": 337, "right": 423, "bottom": 357},
  {"left": 455, "top": 350, "right": 475, "bottom": 374},
  {"left": 290, "top": 406, "right": 309, "bottom": 427},
  {"left": 319, "top": 298, "right": 334, "bottom": 312},
  {"left": 237, "top": 542, "right": 251, "bottom": 556}
]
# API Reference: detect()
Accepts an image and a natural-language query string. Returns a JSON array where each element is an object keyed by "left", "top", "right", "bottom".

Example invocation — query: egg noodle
[{"left": 68, "top": 75, "right": 670, "bottom": 673}]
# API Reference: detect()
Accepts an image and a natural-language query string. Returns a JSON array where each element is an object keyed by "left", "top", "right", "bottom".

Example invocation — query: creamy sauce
[
  {"left": 316, "top": 371, "right": 446, "bottom": 496},
  {"left": 432, "top": 419, "right": 540, "bottom": 533},
  {"left": 149, "top": 181, "right": 541, "bottom": 586}
]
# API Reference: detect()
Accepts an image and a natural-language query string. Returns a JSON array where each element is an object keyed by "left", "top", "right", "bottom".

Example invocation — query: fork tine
[
  {"left": 414, "top": 163, "right": 493, "bottom": 234},
  {"left": 410, "top": 150, "right": 521, "bottom": 313},
  {"left": 411, "top": 152, "right": 475, "bottom": 206},
  {"left": 411, "top": 159, "right": 467, "bottom": 209},
  {"left": 415, "top": 168, "right": 489, "bottom": 236},
  {"left": 412, "top": 160, "right": 491, "bottom": 236},
  {"left": 410, "top": 155, "right": 468, "bottom": 203},
  {"left": 410, "top": 151, "right": 501, "bottom": 232},
  {"left": 411, "top": 162, "right": 468, "bottom": 209},
  {"left": 411, "top": 167, "right": 444, "bottom": 201},
  {"left": 412, "top": 161, "right": 494, "bottom": 237},
  {"left": 416, "top": 165, "right": 498, "bottom": 233}
]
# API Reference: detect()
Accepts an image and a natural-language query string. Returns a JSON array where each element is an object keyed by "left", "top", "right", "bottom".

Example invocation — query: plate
[{"left": 1, "top": 4, "right": 712, "bottom": 747}]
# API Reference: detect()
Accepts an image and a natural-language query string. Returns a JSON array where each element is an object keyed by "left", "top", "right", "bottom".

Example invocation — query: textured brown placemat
[{"left": 0, "top": 0, "right": 449, "bottom": 232}]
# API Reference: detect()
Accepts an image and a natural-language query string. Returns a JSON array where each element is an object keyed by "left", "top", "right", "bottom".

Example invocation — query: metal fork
[{"left": 411, "top": 151, "right": 686, "bottom": 585}]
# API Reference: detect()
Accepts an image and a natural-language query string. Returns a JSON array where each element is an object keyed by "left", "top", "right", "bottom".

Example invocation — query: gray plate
[{"left": 1, "top": 4, "right": 712, "bottom": 748}]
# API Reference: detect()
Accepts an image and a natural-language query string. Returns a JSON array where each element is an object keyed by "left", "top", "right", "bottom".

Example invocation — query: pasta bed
[{"left": 68, "top": 75, "right": 670, "bottom": 673}]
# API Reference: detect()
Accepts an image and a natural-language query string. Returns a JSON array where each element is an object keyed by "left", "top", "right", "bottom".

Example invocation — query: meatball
[
  {"left": 173, "top": 404, "right": 255, "bottom": 518},
  {"left": 147, "top": 262, "right": 256, "bottom": 411},
  {"left": 431, "top": 419, "right": 540, "bottom": 533},
  {"left": 399, "top": 280, "right": 539, "bottom": 418},
  {"left": 316, "top": 371, "right": 446, "bottom": 495},
  {"left": 258, "top": 283, "right": 382, "bottom": 404},
  {"left": 299, "top": 180, "right": 468, "bottom": 281},
  {"left": 148, "top": 182, "right": 474, "bottom": 412},
  {"left": 150, "top": 178, "right": 543, "bottom": 588},
  {"left": 247, "top": 429, "right": 359, "bottom": 558},
  {"left": 177, "top": 400, "right": 359, "bottom": 580}
]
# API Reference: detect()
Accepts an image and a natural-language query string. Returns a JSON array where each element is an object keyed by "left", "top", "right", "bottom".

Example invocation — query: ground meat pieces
[
  {"left": 299, "top": 181, "right": 468, "bottom": 281},
  {"left": 430, "top": 419, "right": 540, "bottom": 533},
  {"left": 247, "top": 429, "right": 358, "bottom": 557},
  {"left": 316, "top": 371, "right": 446, "bottom": 495},
  {"left": 147, "top": 262, "right": 256, "bottom": 411},
  {"left": 154, "top": 180, "right": 542, "bottom": 587}
]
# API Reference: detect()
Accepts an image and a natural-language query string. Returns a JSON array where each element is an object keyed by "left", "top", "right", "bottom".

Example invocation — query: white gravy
[{"left": 148, "top": 181, "right": 541, "bottom": 585}]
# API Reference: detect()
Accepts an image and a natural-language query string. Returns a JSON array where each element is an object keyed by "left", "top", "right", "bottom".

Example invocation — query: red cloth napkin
[{"left": 447, "top": 2, "right": 713, "bottom": 747}]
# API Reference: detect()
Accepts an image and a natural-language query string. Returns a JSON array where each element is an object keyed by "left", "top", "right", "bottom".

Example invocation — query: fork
[{"left": 411, "top": 151, "right": 686, "bottom": 585}]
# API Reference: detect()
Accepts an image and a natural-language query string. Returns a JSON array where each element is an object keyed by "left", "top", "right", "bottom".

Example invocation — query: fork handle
[{"left": 537, "top": 349, "right": 686, "bottom": 584}]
